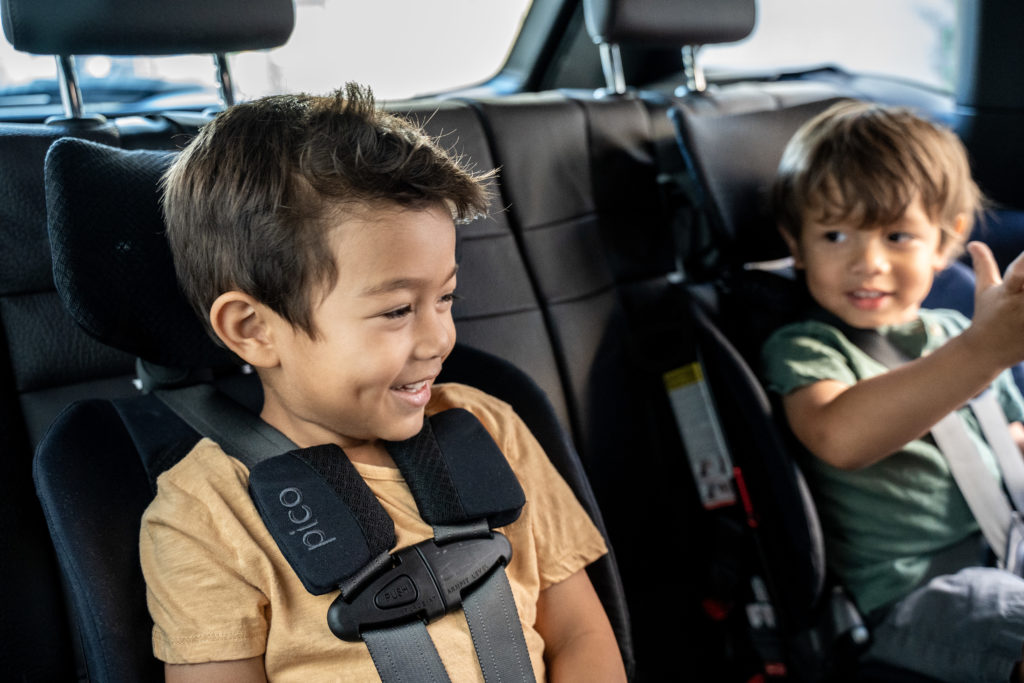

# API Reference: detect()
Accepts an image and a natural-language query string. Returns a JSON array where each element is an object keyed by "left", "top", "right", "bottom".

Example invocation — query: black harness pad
[
  {"left": 248, "top": 409, "right": 525, "bottom": 596},
  {"left": 386, "top": 408, "right": 525, "bottom": 529},
  {"left": 249, "top": 444, "right": 396, "bottom": 595}
]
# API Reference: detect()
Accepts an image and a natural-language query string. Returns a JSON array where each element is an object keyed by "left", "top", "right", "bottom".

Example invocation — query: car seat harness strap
[{"left": 153, "top": 379, "right": 533, "bottom": 682}]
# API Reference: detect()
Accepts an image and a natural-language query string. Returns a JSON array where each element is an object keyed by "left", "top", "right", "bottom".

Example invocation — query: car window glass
[
  {"left": 701, "top": 0, "right": 957, "bottom": 93},
  {"left": 0, "top": 0, "right": 532, "bottom": 116},
  {"left": 234, "top": 0, "right": 533, "bottom": 100}
]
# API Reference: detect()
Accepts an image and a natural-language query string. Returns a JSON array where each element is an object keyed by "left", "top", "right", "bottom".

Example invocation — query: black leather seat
[{"left": 580, "top": 0, "right": 970, "bottom": 680}]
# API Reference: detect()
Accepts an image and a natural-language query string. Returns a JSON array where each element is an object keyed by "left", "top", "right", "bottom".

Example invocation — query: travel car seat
[
  {"left": 667, "top": 33, "right": 975, "bottom": 683},
  {"left": 36, "top": 136, "right": 633, "bottom": 679},
  {"left": 581, "top": 0, "right": 968, "bottom": 680}
]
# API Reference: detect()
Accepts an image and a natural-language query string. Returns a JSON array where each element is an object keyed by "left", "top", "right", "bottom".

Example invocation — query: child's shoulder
[
  {"left": 762, "top": 317, "right": 853, "bottom": 356},
  {"left": 145, "top": 438, "right": 252, "bottom": 522},
  {"left": 428, "top": 382, "right": 536, "bottom": 469},
  {"left": 160, "top": 437, "right": 250, "bottom": 485},
  {"left": 429, "top": 382, "right": 516, "bottom": 432},
  {"left": 917, "top": 307, "right": 971, "bottom": 336}
]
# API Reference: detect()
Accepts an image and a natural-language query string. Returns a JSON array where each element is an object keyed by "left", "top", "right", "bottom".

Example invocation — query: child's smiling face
[
  {"left": 783, "top": 196, "right": 953, "bottom": 329},
  {"left": 258, "top": 202, "right": 458, "bottom": 449}
]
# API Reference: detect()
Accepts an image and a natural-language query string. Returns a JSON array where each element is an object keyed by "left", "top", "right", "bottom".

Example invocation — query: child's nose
[
  {"left": 415, "top": 309, "right": 453, "bottom": 359},
  {"left": 852, "top": 238, "right": 891, "bottom": 275}
]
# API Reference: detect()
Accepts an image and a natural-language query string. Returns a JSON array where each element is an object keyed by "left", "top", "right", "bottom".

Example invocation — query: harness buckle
[{"left": 327, "top": 531, "right": 513, "bottom": 641}]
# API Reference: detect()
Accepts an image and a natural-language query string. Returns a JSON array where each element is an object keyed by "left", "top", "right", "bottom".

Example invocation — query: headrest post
[
  {"left": 55, "top": 55, "right": 85, "bottom": 119},
  {"left": 214, "top": 53, "right": 236, "bottom": 107},
  {"left": 682, "top": 45, "right": 706, "bottom": 94},
  {"left": 598, "top": 42, "right": 627, "bottom": 95}
]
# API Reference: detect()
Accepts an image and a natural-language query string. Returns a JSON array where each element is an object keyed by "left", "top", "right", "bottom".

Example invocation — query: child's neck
[{"left": 343, "top": 440, "right": 397, "bottom": 468}]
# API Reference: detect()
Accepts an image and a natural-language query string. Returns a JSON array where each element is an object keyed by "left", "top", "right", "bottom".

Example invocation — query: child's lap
[{"left": 863, "top": 566, "right": 1024, "bottom": 682}]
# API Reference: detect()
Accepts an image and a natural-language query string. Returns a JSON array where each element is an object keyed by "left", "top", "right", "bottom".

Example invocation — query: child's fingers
[
  {"left": 1003, "top": 249, "right": 1024, "bottom": 293},
  {"left": 968, "top": 241, "right": 1002, "bottom": 293}
]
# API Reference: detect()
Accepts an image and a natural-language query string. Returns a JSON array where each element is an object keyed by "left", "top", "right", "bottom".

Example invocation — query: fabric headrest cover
[
  {"left": 46, "top": 137, "right": 236, "bottom": 369},
  {"left": 584, "top": 0, "right": 755, "bottom": 47},
  {"left": 2, "top": 0, "right": 294, "bottom": 55}
]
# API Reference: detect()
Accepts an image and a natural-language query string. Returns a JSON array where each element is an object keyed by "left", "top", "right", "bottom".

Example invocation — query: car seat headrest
[
  {"left": 583, "top": 0, "right": 755, "bottom": 47},
  {"left": 45, "top": 137, "right": 236, "bottom": 369},
  {"left": 1, "top": 0, "right": 294, "bottom": 56}
]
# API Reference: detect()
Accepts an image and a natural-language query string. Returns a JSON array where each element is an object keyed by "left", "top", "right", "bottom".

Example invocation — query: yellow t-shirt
[{"left": 140, "top": 382, "right": 607, "bottom": 681}]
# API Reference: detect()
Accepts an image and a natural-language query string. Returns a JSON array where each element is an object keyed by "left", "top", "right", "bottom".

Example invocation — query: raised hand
[{"left": 966, "top": 241, "right": 1024, "bottom": 369}]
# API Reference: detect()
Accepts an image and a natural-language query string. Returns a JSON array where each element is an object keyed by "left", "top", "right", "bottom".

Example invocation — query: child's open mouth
[
  {"left": 391, "top": 379, "right": 432, "bottom": 407},
  {"left": 848, "top": 290, "right": 889, "bottom": 310}
]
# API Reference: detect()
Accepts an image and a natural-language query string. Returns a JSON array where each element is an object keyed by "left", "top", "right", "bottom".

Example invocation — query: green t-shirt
[{"left": 761, "top": 308, "right": 1024, "bottom": 613}]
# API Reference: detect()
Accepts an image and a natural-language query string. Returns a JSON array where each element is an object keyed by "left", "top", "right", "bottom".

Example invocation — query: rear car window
[
  {"left": 0, "top": 0, "right": 532, "bottom": 118},
  {"left": 701, "top": 0, "right": 957, "bottom": 93}
]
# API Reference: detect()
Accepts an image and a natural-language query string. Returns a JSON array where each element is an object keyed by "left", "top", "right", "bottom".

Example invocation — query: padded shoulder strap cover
[
  {"left": 387, "top": 408, "right": 525, "bottom": 530},
  {"left": 250, "top": 409, "right": 525, "bottom": 595},
  {"left": 249, "top": 445, "right": 396, "bottom": 595}
]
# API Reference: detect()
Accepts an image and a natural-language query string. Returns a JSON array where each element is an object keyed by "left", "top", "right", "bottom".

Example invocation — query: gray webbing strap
[
  {"left": 931, "top": 410, "right": 1012, "bottom": 563},
  {"left": 431, "top": 519, "right": 534, "bottom": 682},
  {"left": 971, "top": 390, "right": 1024, "bottom": 511},
  {"left": 152, "top": 383, "right": 296, "bottom": 468},
  {"left": 363, "top": 621, "right": 451, "bottom": 683},
  {"left": 462, "top": 568, "right": 536, "bottom": 683}
]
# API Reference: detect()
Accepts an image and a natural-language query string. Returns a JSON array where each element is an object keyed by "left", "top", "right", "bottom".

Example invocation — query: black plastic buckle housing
[{"left": 327, "top": 531, "right": 513, "bottom": 641}]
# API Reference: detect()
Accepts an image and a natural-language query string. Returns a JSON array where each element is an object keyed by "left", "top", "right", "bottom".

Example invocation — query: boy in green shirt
[{"left": 763, "top": 100, "right": 1024, "bottom": 682}]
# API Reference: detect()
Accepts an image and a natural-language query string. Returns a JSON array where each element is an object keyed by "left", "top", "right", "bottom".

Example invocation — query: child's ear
[
  {"left": 779, "top": 226, "right": 804, "bottom": 268},
  {"left": 952, "top": 213, "right": 969, "bottom": 239},
  {"left": 935, "top": 214, "right": 970, "bottom": 269},
  {"left": 209, "top": 291, "right": 280, "bottom": 368}
]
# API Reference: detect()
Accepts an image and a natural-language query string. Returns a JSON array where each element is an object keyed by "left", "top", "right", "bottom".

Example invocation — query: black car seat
[
  {"left": 36, "top": 128, "right": 632, "bottom": 680},
  {"left": 582, "top": 0, "right": 964, "bottom": 681},
  {"left": 0, "top": 0, "right": 292, "bottom": 678}
]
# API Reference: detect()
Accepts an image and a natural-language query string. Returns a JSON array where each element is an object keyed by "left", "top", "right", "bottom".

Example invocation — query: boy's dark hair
[
  {"left": 773, "top": 100, "right": 981, "bottom": 255},
  {"left": 162, "top": 83, "right": 491, "bottom": 340}
]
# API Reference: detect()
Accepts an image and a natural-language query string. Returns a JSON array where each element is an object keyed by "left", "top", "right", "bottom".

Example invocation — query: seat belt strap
[
  {"left": 363, "top": 621, "right": 451, "bottom": 683},
  {"left": 971, "top": 390, "right": 1024, "bottom": 511},
  {"left": 462, "top": 563, "right": 536, "bottom": 683},
  {"left": 152, "top": 382, "right": 296, "bottom": 468},
  {"left": 388, "top": 413, "right": 535, "bottom": 683},
  {"left": 819, "top": 313, "right": 1020, "bottom": 563},
  {"left": 930, "top": 411, "right": 1012, "bottom": 562}
]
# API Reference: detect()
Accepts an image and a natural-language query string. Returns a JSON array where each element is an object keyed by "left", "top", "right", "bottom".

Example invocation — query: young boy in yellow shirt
[
  {"left": 763, "top": 100, "right": 1024, "bottom": 682},
  {"left": 140, "top": 84, "right": 626, "bottom": 682}
]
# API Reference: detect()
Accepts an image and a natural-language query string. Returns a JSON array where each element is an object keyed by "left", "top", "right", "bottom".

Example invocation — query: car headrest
[
  {"left": 45, "top": 137, "right": 236, "bottom": 369},
  {"left": 671, "top": 93, "right": 854, "bottom": 266},
  {"left": 583, "top": 0, "right": 755, "bottom": 47},
  {"left": 2, "top": 0, "right": 294, "bottom": 55}
]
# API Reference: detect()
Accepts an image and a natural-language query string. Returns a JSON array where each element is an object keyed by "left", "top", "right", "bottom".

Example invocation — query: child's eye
[
  {"left": 823, "top": 230, "right": 846, "bottom": 243},
  {"left": 382, "top": 305, "right": 412, "bottom": 320},
  {"left": 887, "top": 231, "right": 914, "bottom": 244}
]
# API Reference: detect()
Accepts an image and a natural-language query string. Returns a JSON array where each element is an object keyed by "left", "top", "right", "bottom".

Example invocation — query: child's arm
[
  {"left": 785, "top": 243, "right": 1024, "bottom": 470},
  {"left": 535, "top": 568, "right": 626, "bottom": 682},
  {"left": 165, "top": 656, "right": 267, "bottom": 682}
]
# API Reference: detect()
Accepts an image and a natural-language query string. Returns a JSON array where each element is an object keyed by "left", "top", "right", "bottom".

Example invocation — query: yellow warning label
[{"left": 663, "top": 362, "right": 703, "bottom": 390}]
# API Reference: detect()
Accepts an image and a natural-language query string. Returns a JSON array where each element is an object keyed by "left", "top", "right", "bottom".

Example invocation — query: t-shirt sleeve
[
  {"left": 496, "top": 403, "right": 608, "bottom": 590},
  {"left": 761, "top": 323, "right": 858, "bottom": 396},
  {"left": 139, "top": 442, "right": 269, "bottom": 664}
]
